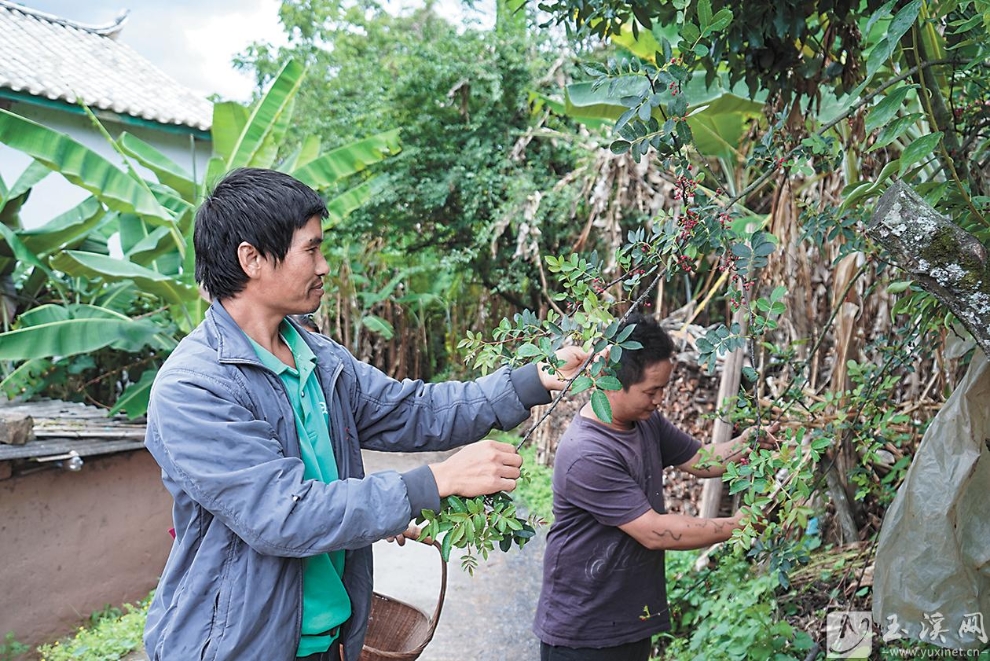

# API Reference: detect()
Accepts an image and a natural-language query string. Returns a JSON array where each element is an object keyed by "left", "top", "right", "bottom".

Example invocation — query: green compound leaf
[{"left": 591, "top": 389, "right": 613, "bottom": 423}]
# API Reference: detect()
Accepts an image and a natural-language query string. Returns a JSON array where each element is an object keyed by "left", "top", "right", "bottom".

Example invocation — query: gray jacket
[{"left": 143, "top": 302, "right": 549, "bottom": 661}]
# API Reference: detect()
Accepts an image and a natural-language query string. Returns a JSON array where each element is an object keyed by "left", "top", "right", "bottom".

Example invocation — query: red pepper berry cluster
[
  {"left": 678, "top": 208, "right": 700, "bottom": 241},
  {"left": 671, "top": 173, "right": 698, "bottom": 202},
  {"left": 718, "top": 251, "right": 738, "bottom": 272}
]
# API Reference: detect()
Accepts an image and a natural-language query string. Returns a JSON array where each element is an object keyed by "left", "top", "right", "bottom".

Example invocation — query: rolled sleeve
[
  {"left": 510, "top": 363, "right": 552, "bottom": 409},
  {"left": 400, "top": 464, "right": 441, "bottom": 514}
]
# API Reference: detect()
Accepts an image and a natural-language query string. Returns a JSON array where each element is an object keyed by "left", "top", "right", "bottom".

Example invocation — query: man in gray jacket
[{"left": 143, "top": 167, "right": 583, "bottom": 661}]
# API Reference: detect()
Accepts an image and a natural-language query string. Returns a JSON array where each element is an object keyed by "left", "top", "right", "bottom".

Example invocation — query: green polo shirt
[{"left": 250, "top": 321, "right": 350, "bottom": 657}]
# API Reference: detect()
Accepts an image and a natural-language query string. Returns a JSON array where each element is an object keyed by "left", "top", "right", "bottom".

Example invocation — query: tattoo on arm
[
  {"left": 652, "top": 519, "right": 727, "bottom": 542},
  {"left": 651, "top": 528, "right": 683, "bottom": 541}
]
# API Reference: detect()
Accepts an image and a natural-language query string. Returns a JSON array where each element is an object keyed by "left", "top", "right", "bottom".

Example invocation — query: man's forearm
[
  {"left": 712, "top": 438, "right": 750, "bottom": 464},
  {"left": 620, "top": 512, "right": 742, "bottom": 551}
]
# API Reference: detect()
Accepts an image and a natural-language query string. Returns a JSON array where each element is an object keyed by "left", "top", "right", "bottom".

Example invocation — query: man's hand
[
  {"left": 730, "top": 421, "right": 782, "bottom": 455},
  {"left": 746, "top": 421, "right": 782, "bottom": 451},
  {"left": 429, "top": 439, "right": 522, "bottom": 498},
  {"left": 537, "top": 345, "right": 589, "bottom": 392},
  {"left": 386, "top": 524, "right": 429, "bottom": 546}
]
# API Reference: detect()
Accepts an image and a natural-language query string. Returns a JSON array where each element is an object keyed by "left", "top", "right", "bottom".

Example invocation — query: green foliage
[
  {"left": 416, "top": 491, "right": 538, "bottom": 575},
  {"left": 0, "top": 633, "right": 28, "bottom": 661},
  {"left": 695, "top": 323, "right": 746, "bottom": 375},
  {"left": 238, "top": 0, "right": 593, "bottom": 330},
  {"left": 659, "top": 550, "right": 815, "bottom": 661},
  {"left": 540, "top": 0, "right": 886, "bottom": 103},
  {"left": 826, "top": 332, "right": 932, "bottom": 506},
  {"left": 36, "top": 598, "right": 149, "bottom": 661},
  {"left": 413, "top": 430, "right": 553, "bottom": 574},
  {"left": 521, "top": 0, "right": 990, "bottom": 607},
  {"left": 515, "top": 444, "right": 555, "bottom": 523}
]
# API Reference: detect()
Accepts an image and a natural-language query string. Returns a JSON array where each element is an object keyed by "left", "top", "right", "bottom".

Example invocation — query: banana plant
[{"left": 0, "top": 57, "right": 401, "bottom": 417}]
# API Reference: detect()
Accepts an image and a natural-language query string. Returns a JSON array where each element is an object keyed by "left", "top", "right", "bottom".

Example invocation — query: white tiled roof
[{"left": 0, "top": 1, "right": 212, "bottom": 131}]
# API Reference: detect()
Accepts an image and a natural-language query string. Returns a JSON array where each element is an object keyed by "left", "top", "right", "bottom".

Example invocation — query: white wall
[{"left": 0, "top": 99, "right": 212, "bottom": 230}]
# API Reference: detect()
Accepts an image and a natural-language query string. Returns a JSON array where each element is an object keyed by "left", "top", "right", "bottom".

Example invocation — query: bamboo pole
[{"left": 698, "top": 306, "right": 748, "bottom": 520}]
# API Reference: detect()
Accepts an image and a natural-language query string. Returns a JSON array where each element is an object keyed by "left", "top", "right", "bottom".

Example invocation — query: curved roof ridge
[{"left": 0, "top": 1, "right": 129, "bottom": 38}]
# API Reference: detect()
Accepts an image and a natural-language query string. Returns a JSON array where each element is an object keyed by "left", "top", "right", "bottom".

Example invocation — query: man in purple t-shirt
[{"left": 533, "top": 314, "right": 777, "bottom": 661}]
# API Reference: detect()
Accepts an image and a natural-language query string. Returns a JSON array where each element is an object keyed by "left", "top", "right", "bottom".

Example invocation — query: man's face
[
  {"left": 256, "top": 215, "right": 328, "bottom": 316},
  {"left": 607, "top": 359, "right": 674, "bottom": 429}
]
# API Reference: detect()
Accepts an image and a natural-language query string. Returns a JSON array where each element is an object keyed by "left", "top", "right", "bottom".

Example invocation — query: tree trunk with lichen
[{"left": 867, "top": 181, "right": 990, "bottom": 359}]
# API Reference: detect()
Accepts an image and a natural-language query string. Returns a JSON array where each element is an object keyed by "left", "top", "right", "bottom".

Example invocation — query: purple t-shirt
[{"left": 533, "top": 411, "right": 701, "bottom": 648}]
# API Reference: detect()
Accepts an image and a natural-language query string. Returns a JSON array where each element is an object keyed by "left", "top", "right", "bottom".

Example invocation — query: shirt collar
[{"left": 248, "top": 319, "right": 318, "bottom": 379}]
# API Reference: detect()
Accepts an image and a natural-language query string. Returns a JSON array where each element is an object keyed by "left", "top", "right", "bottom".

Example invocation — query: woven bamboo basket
[{"left": 358, "top": 541, "right": 447, "bottom": 661}]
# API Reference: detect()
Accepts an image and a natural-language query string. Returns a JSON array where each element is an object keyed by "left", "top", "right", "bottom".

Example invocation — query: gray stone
[{"left": 0, "top": 413, "right": 33, "bottom": 445}]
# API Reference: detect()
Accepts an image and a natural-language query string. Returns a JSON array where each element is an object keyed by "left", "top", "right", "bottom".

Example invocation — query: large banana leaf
[
  {"left": 282, "top": 135, "right": 323, "bottom": 172},
  {"left": 92, "top": 281, "right": 141, "bottom": 312},
  {"left": 0, "top": 358, "right": 48, "bottom": 394},
  {"left": 0, "top": 316, "right": 173, "bottom": 361},
  {"left": 685, "top": 92, "right": 765, "bottom": 161},
  {"left": 50, "top": 250, "right": 197, "bottom": 308},
  {"left": 252, "top": 96, "right": 295, "bottom": 168},
  {"left": 117, "top": 133, "right": 196, "bottom": 200},
  {"left": 325, "top": 177, "right": 387, "bottom": 228},
  {"left": 146, "top": 182, "right": 195, "bottom": 221},
  {"left": 16, "top": 303, "right": 177, "bottom": 353},
  {"left": 118, "top": 215, "right": 182, "bottom": 274},
  {"left": 115, "top": 182, "right": 194, "bottom": 255},
  {"left": 291, "top": 130, "right": 402, "bottom": 190},
  {"left": 228, "top": 59, "right": 307, "bottom": 169},
  {"left": 0, "top": 109, "right": 175, "bottom": 223},
  {"left": 529, "top": 91, "right": 612, "bottom": 130},
  {"left": 18, "top": 197, "right": 109, "bottom": 257},
  {"left": 118, "top": 212, "right": 154, "bottom": 255},
  {"left": 0, "top": 189, "right": 30, "bottom": 260},
  {"left": 201, "top": 155, "right": 228, "bottom": 194},
  {"left": 609, "top": 22, "right": 668, "bottom": 62},
  {"left": 211, "top": 102, "right": 250, "bottom": 166},
  {"left": 109, "top": 368, "right": 156, "bottom": 419},
  {"left": 18, "top": 302, "right": 130, "bottom": 325},
  {"left": 0, "top": 160, "right": 50, "bottom": 217},
  {"left": 125, "top": 225, "right": 179, "bottom": 268},
  {"left": 0, "top": 223, "right": 57, "bottom": 289}
]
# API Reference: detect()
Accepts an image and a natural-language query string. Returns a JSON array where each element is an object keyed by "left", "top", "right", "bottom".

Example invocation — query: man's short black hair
[
  {"left": 615, "top": 313, "right": 675, "bottom": 388},
  {"left": 194, "top": 168, "right": 328, "bottom": 300}
]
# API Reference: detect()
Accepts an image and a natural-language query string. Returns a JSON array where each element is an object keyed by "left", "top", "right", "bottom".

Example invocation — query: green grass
[
  {"left": 516, "top": 443, "right": 555, "bottom": 524},
  {"left": 36, "top": 598, "right": 149, "bottom": 661},
  {"left": 1, "top": 632, "right": 30, "bottom": 661}
]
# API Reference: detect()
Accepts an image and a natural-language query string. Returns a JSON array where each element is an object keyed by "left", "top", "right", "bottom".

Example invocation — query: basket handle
[
  {"left": 420, "top": 539, "right": 448, "bottom": 645},
  {"left": 346, "top": 539, "right": 448, "bottom": 661}
]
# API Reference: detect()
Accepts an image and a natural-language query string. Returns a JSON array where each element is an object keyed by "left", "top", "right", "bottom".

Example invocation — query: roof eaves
[{"left": 0, "top": 88, "right": 212, "bottom": 140}]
